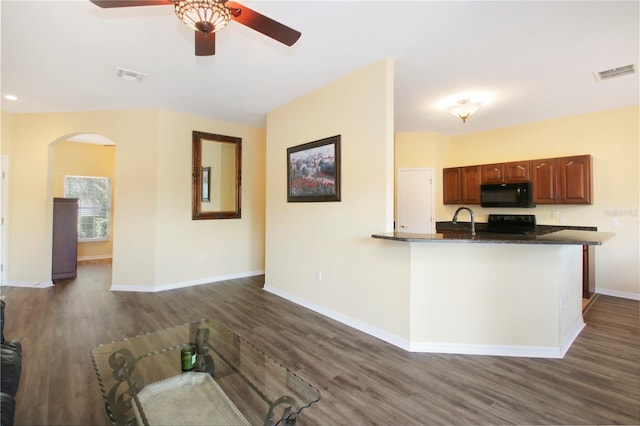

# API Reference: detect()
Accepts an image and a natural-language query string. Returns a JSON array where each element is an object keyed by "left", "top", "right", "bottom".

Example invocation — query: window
[{"left": 64, "top": 176, "right": 111, "bottom": 242}]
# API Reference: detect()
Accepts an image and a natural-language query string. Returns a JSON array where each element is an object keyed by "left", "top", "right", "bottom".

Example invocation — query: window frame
[{"left": 63, "top": 175, "right": 111, "bottom": 243}]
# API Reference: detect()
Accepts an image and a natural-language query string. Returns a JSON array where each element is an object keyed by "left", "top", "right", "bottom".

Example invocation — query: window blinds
[{"left": 63, "top": 176, "right": 111, "bottom": 241}]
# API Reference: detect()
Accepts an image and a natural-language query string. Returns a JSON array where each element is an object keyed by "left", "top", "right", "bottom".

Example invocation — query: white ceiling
[{"left": 1, "top": 0, "right": 638, "bottom": 136}]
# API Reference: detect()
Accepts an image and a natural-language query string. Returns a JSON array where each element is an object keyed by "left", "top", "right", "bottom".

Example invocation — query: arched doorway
[{"left": 48, "top": 133, "right": 116, "bottom": 287}]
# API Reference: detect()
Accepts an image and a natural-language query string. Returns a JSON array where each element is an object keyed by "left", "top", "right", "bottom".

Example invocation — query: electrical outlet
[
  {"left": 560, "top": 297, "right": 565, "bottom": 312},
  {"left": 316, "top": 270, "right": 322, "bottom": 281}
]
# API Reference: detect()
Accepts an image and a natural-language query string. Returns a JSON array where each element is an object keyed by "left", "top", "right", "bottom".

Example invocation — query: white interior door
[{"left": 397, "top": 168, "right": 434, "bottom": 233}]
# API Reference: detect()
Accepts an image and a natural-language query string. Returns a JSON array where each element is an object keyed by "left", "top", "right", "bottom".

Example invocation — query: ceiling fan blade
[
  {"left": 195, "top": 31, "right": 216, "bottom": 56},
  {"left": 226, "top": 1, "right": 301, "bottom": 47},
  {"left": 89, "top": 0, "right": 173, "bottom": 8}
]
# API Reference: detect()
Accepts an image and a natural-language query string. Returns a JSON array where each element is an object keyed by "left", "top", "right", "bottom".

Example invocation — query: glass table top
[{"left": 90, "top": 319, "right": 320, "bottom": 426}]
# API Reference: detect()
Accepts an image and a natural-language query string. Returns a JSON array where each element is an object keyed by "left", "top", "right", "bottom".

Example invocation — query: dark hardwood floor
[{"left": 1, "top": 260, "right": 638, "bottom": 425}]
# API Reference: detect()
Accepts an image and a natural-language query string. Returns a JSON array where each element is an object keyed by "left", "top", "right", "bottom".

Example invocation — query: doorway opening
[{"left": 49, "top": 133, "right": 116, "bottom": 286}]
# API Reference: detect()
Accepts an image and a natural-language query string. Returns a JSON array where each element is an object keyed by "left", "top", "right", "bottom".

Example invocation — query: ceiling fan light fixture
[{"left": 175, "top": 0, "right": 231, "bottom": 34}]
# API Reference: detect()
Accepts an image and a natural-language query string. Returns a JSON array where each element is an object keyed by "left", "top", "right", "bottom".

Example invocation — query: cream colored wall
[
  {"left": 2, "top": 110, "right": 158, "bottom": 285},
  {"left": 52, "top": 141, "right": 115, "bottom": 260},
  {"left": 1, "top": 111, "right": 13, "bottom": 156},
  {"left": 394, "top": 132, "right": 452, "bottom": 220},
  {"left": 396, "top": 106, "right": 640, "bottom": 298},
  {"left": 153, "top": 110, "right": 265, "bottom": 288},
  {"left": 265, "top": 59, "right": 412, "bottom": 340},
  {"left": 2, "top": 109, "right": 265, "bottom": 289}
]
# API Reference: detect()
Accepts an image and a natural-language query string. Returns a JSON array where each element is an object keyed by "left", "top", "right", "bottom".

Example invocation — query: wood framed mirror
[{"left": 192, "top": 131, "right": 241, "bottom": 220}]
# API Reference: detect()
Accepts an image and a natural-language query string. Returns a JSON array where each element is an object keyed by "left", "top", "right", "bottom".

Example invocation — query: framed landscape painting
[{"left": 287, "top": 135, "right": 341, "bottom": 202}]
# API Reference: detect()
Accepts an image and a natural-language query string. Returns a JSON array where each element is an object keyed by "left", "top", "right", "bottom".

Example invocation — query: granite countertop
[{"left": 372, "top": 223, "right": 614, "bottom": 246}]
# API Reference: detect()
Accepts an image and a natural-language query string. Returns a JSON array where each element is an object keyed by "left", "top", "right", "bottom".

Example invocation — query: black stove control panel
[{"left": 488, "top": 214, "right": 536, "bottom": 226}]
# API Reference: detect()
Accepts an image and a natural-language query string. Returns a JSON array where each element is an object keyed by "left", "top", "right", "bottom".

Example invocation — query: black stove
[
  {"left": 486, "top": 214, "right": 537, "bottom": 235},
  {"left": 437, "top": 214, "right": 560, "bottom": 236}
]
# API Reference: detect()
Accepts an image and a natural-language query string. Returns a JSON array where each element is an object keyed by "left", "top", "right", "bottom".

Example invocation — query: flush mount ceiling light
[
  {"left": 446, "top": 99, "right": 482, "bottom": 123},
  {"left": 4, "top": 94, "right": 18, "bottom": 101},
  {"left": 436, "top": 91, "right": 494, "bottom": 124},
  {"left": 174, "top": 0, "right": 232, "bottom": 35}
]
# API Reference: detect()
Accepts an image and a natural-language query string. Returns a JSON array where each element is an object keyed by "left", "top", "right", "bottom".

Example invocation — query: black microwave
[{"left": 480, "top": 182, "right": 535, "bottom": 208}]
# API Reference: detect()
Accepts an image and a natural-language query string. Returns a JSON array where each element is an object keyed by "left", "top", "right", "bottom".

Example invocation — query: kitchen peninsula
[{"left": 371, "top": 226, "right": 613, "bottom": 358}]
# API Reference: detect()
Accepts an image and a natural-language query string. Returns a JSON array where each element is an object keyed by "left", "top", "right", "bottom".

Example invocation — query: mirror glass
[{"left": 192, "top": 131, "right": 241, "bottom": 219}]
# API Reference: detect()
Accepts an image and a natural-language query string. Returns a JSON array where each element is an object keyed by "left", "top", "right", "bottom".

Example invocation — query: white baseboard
[
  {"left": 264, "top": 283, "right": 411, "bottom": 350},
  {"left": 109, "top": 283, "right": 156, "bottom": 292},
  {"left": 596, "top": 288, "right": 640, "bottom": 301},
  {"left": 2, "top": 280, "right": 54, "bottom": 288},
  {"left": 264, "top": 283, "right": 585, "bottom": 359},
  {"left": 409, "top": 321, "right": 585, "bottom": 359},
  {"left": 110, "top": 270, "right": 265, "bottom": 293},
  {"left": 559, "top": 320, "right": 586, "bottom": 357}
]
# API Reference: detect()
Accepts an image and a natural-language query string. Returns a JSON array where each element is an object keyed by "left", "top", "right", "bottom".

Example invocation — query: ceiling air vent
[
  {"left": 116, "top": 67, "right": 147, "bottom": 83},
  {"left": 593, "top": 64, "right": 636, "bottom": 81}
]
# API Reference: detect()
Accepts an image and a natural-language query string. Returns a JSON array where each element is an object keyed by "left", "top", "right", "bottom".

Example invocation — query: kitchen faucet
[{"left": 452, "top": 206, "right": 476, "bottom": 236}]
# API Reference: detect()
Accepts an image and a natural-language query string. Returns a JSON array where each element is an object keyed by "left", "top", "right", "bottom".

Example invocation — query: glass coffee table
[{"left": 91, "top": 319, "right": 320, "bottom": 426}]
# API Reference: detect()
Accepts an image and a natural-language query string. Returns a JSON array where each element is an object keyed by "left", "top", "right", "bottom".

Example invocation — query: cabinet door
[
  {"left": 442, "top": 167, "right": 461, "bottom": 204},
  {"left": 481, "top": 163, "right": 504, "bottom": 183},
  {"left": 559, "top": 155, "right": 591, "bottom": 204},
  {"left": 504, "top": 161, "right": 530, "bottom": 182},
  {"left": 460, "top": 166, "right": 481, "bottom": 204},
  {"left": 532, "top": 159, "right": 557, "bottom": 204}
]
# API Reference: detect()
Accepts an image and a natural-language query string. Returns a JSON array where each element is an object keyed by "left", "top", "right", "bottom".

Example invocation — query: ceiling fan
[{"left": 89, "top": 0, "right": 301, "bottom": 56}]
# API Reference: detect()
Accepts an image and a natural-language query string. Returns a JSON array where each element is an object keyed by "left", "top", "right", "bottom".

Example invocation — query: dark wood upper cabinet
[
  {"left": 559, "top": 155, "right": 592, "bottom": 204},
  {"left": 445, "top": 155, "right": 591, "bottom": 206},
  {"left": 481, "top": 161, "right": 530, "bottom": 184},
  {"left": 532, "top": 155, "right": 591, "bottom": 204},
  {"left": 504, "top": 161, "right": 531, "bottom": 182},
  {"left": 443, "top": 166, "right": 481, "bottom": 204},
  {"left": 481, "top": 163, "right": 504, "bottom": 183},
  {"left": 443, "top": 167, "right": 462, "bottom": 204},
  {"left": 461, "top": 166, "right": 481, "bottom": 203},
  {"left": 532, "top": 158, "right": 558, "bottom": 203}
]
